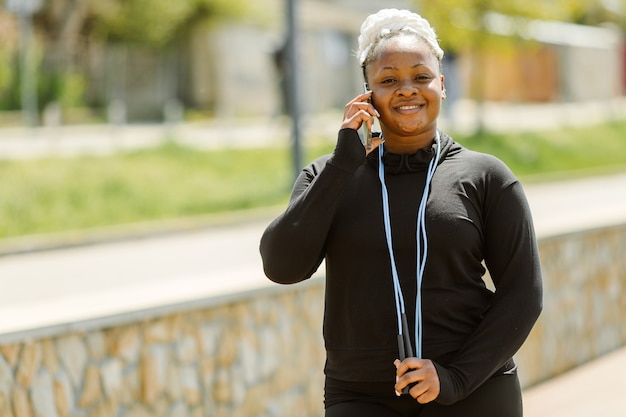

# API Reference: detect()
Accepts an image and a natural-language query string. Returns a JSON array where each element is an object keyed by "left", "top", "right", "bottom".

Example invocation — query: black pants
[{"left": 325, "top": 372, "right": 522, "bottom": 417}]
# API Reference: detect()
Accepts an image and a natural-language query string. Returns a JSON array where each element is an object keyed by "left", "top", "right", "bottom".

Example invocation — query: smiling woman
[
  {"left": 363, "top": 35, "right": 444, "bottom": 153},
  {"left": 260, "top": 8, "right": 543, "bottom": 417}
]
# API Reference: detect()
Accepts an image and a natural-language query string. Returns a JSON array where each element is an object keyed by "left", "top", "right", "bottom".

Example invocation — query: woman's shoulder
[
  {"left": 303, "top": 154, "right": 333, "bottom": 176},
  {"left": 444, "top": 138, "right": 518, "bottom": 185},
  {"left": 462, "top": 147, "right": 510, "bottom": 169}
]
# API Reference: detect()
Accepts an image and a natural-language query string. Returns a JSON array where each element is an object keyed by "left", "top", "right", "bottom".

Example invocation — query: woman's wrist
[{"left": 329, "top": 128, "right": 366, "bottom": 172}]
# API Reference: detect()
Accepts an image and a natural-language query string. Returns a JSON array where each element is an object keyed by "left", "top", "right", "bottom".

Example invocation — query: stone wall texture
[
  {"left": 515, "top": 224, "right": 626, "bottom": 387},
  {"left": 0, "top": 223, "right": 624, "bottom": 417}
]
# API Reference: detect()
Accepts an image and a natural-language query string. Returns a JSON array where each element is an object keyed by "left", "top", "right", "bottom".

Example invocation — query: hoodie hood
[{"left": 366, "top": 131, "right": 461, "bottom": 175}]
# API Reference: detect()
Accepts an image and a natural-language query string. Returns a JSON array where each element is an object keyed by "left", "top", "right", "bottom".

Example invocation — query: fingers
[
  {"left": 341, "top": 91, "right": 379, "bottom": 132},
  {"left": 354, "top": 90, "right": 374, "bottom": 103},
  {"left": 394, "top": 357, "right": 425, "bottom": 377},
  {"left": 394, "top": 358, "right": 441, "bottom": 404},
  {"left": 410, "top": 378, "right": 439, "bottom": 404},
  {"left": 365, "top": 137, "right": 384, "bottom": 156}
]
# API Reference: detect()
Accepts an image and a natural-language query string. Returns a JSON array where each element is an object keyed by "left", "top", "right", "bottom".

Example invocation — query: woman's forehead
[
  {"left": 379, "top": 35, "right": 432, "bottom": 56},
  {"left": 372, "top": 37, "right": 439, "bottom": 68}
]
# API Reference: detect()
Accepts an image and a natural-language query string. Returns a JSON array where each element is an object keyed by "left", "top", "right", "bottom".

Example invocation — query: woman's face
[{"left": 366, "top": 35, "right": 444, "bottom": 149}]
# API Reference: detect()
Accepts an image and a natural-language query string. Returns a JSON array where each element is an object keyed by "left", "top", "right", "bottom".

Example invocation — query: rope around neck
[{"left": 378, "top": 131, "right": 441, "bottom": 359}]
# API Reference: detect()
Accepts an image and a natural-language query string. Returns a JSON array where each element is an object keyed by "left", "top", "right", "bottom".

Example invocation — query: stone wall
[
  {"left": 0, "top": 282, "right": 326, "bottom": 417},
  {"left": 515, "top": 223, "right": 626, "bottom": 387},
  {"left": 0, "top": 223, "right": 624, "bottom": 417}
]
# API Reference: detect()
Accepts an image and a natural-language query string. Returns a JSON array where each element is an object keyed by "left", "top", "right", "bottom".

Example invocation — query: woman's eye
[
  {"left": 417, "top": 75, "right": 432, "bottom": 82},
  {"left": 381, "top": 78, "right": 395, "bottom": 84}
]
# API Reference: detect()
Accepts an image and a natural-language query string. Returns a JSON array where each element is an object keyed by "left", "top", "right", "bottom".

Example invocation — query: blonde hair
[{"left": 357, "top": 9, "right": 444, "bottom": 73}]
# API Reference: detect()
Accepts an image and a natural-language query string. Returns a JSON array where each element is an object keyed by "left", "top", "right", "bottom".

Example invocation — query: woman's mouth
[{"left": 395, "top": 104, "right": 424, "bottom": 113}]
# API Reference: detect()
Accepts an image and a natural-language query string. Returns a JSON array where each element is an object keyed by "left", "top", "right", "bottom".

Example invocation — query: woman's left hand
[{"left": 394, "top": 358, "right": 441, "bottom": 404}]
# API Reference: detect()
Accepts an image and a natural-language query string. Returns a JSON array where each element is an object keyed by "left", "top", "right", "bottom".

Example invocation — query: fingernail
[{"left": 395, "top": 376, "right": 401, "bottom": 396}]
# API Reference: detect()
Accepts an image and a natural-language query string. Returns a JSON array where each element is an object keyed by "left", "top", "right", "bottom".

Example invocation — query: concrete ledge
[{"left": 0, "top": 271, "right": 324, "bottom": 346}]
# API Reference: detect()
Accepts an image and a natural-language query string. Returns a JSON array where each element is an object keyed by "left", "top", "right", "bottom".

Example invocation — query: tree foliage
[
  {"left": 32, "top": 0, "right": 249, "bottom": 49},
  {"left": 0, "top": 0, "right": 250, "bottom": 113},
  {"left": 411, "top": 0, "right": 625, "bottom": 130},
  {"left": 88, "top": 0, "right": 249, "bottom": 47},
  {"left": 414, "top": 0, "right": 625, "bottom": 53}
]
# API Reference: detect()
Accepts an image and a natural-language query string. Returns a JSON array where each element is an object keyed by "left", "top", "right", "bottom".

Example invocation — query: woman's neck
[{"left": 380, "top": 129, "right": 437, "bottom": 154}]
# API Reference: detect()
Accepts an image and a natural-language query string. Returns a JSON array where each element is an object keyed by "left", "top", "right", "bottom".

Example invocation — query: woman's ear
[{"left": 441, "top": 75, "right": 446, "bottom": 100}]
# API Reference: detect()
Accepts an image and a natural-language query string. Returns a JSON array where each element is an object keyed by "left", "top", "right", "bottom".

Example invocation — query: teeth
[{"left": 398, "top": 105, "right": 421, "bottom": 110}]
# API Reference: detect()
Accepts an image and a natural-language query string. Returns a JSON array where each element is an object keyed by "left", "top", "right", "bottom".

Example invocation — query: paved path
[
  {"left": 522, "top": 172, "right": 626, "bottom": 238},
  {"left": 0, "top": 218, "right": 274, "bottom": 336},
  {"left": 523, "top": 345, "right": 626, "bottom": 416},
  {"left": 3, "top": 97, "right": 626, "bottom": 160}
]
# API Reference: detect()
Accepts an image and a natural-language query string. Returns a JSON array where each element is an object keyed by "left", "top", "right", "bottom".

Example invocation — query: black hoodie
[{"left": 260, "top": 128, "right": 542, "bottom": 405}]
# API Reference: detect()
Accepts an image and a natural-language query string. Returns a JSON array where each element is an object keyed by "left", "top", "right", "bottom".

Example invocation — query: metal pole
[
  {"left": 18, "top": 12, "right": 38, "bottom": 126},
  {"left": 286, "top": 0, "right": 302, "bottom": 182}
]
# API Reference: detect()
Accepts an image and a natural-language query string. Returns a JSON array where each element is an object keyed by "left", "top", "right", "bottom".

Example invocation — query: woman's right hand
[{"left": 341, "top": 91, "right": 383, "bottom": 155}]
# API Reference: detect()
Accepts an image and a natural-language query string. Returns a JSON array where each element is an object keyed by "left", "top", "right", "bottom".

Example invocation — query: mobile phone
[{"left": 361, "top": 82, "right": 372, "bottom": 150}]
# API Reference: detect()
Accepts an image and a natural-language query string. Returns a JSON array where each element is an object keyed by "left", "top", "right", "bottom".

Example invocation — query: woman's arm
[
  {"left": 260, "top": 129, "right": 365, "bottom": 284},
  {"left": 433, "top": 167, "right": 543, "bottom": 405}
]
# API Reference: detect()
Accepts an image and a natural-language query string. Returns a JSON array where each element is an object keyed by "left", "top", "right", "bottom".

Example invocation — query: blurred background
[
  {"left": 0, "top": 0, "right": 624, "bottom": 126},
  {"left": 0, "top": 0, "right": 625, "bottom": 238},
  {"left": 0, "top": 1, "right": 625, "bottom": 417}
]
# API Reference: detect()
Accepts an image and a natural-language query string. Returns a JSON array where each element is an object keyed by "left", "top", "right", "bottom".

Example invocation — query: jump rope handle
[{"left": 398, "top": 313, "right": 414, "bottom": 395}]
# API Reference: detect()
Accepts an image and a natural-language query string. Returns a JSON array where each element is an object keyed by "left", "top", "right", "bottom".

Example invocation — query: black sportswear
[{"left": 260, "top": 128, "right": 542, "bottom": 405}]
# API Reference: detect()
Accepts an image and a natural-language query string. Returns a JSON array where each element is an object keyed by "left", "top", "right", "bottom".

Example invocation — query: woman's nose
[{"left": 397, "top": 81, "right": 418, "bottom": 96}]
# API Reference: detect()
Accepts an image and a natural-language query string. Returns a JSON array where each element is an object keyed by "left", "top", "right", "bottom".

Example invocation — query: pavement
[
  {"left": 523, "top": 345, "right": 626, "bottom": 416},
  {"left": 3, "top": 97, "right": 626, "bottom": 160},
  {"left": 0, "top": 214, "right": 278, "bottom": 339}
]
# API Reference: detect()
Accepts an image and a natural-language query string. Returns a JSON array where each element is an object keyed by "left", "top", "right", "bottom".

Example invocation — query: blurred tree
[
  {"left": 83, "top": 0, "right": 249, "bottom": 120},
  {"left": 34, "top": 0, "right": 92, "bottom": 113},
  {"left": 33, "top": 0, "right": 248, "bottom": 52},
  {"left": 569, "top": 0, "right": 626, "bottom": 26},
  {"left": 0, "top": 10, "right": 20, "bottom": 111},
  {"left": 88, "top": 0, "right": 248, "bottom": 47},
  {"left": 0, "top": 0, "right": 249, "bottom": 119},
  {"left": 413, "top": 0, "right": 624, "bottom": 130},
  {"left": 415, "top": 0, "right": 622, "bottom": 53}
]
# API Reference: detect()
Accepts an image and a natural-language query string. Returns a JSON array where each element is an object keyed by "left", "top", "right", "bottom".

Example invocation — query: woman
[{"left": 260, "top": 8, "right": 542, "bottom": 417}]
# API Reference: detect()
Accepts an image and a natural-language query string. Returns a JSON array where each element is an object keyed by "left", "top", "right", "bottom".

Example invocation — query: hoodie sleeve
[
  {"left": 260, "top": 129, "right": 365, "bottom": 284},
  {"left": 434, "top": 159, "right": 543, "bottom": 405}
]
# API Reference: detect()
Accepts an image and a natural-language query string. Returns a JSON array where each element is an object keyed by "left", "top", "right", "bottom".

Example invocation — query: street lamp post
[
  {"left": 6, "top": 0, "right": 43, "bottom": 127},
  {"left": 286, "top": 0, "right": 303, "bottom": 182}
]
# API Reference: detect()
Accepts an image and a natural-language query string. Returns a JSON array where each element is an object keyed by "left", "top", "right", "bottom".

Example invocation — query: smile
[{"left": 397, "top": 105, "right": 422, "bottom": 110}]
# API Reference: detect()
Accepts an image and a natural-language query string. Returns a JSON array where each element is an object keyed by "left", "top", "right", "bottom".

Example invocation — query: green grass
[
  {"left": 457, "top": 121, "right": 626, "bottom": 178},
  {"left": 0, "top": 143, "right": 294, "bottom": 238},
  {"left": 1, "top": 121, "right": 625, "bottom": 239}
]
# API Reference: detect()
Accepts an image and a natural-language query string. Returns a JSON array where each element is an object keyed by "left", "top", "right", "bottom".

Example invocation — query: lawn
[{"left": 1, "top": 121, "right": 625, "bottom": 239}]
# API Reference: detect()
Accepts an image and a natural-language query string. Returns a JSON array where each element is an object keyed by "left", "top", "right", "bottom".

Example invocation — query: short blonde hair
[{"left": 357, "top": 9, "right": 444, "bottom": 74}]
